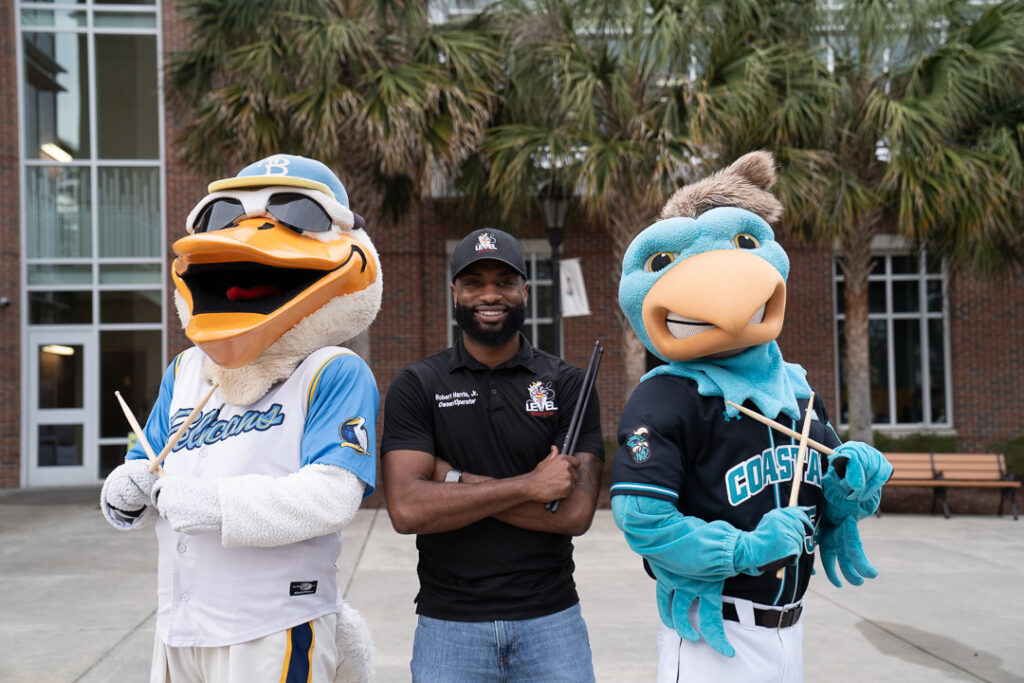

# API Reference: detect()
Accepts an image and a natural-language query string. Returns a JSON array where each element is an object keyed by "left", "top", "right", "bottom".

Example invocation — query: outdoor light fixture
[
  {"left": 40, "top": 143, "right": 73, "bottom": 163},
  {"left": 41, "top": 344, "right": 75, "bottom": 356},
  {"left": 540, "top": 183, "right": 569, "bottom": 357}
]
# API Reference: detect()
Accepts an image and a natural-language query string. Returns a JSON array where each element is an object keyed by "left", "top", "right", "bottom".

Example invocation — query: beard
[{"left": 454, "top": 302, "right": 526, "bottom": 346}]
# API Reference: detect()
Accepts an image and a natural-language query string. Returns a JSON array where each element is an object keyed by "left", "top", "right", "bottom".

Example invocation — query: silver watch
[{"left": 444, "top": 469, "right": 463, "bottom": 483}]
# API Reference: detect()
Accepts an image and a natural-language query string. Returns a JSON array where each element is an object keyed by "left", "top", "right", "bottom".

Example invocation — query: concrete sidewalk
[{"left": 1, "top": 487, "right": 1022, "bottom": 682}]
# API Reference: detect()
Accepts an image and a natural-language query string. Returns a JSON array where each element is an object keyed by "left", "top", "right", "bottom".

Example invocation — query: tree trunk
[{"left": 839, "top": 221, "right": 877, "bottom": 444}]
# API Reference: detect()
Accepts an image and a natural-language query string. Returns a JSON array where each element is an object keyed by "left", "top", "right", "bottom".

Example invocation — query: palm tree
[
  {"left": 705, "top": 0, "right": 1024, "bottom": 441},
  {"left": 466, "top": 0, "right": 1024, "bottom": 442},
  {"left": 460, "top": 0, "right": 797, "bottom": 398},
  {"left": 167, "top": 0, "right": 504, "bottom": 221}
]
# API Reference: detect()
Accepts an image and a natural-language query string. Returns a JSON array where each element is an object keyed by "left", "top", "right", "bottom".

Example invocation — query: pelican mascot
[{"left": 101, "top": 154, "right": 381, "bottom": 683}]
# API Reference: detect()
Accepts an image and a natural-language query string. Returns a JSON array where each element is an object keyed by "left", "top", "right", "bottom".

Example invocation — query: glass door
[{"left": 27, "top": 330, "right": 97, "bottom": 486}]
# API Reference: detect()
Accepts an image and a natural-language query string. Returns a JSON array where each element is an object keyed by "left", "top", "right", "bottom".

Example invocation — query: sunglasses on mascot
[{"left": 190, "top": 193, "right": 365, "bottom": 234}]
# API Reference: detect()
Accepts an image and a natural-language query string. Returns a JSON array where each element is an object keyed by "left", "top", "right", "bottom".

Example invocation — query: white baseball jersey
[{"left": 127, "top": 346, "right": 378, "bottom": 647}]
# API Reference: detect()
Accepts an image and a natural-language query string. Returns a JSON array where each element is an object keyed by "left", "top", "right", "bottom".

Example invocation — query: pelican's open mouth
[
  {"left": 181, "top": 262, "right": 340, "bottom": 316},
  {"left": 666, "top": 304, "right": 766, "bottom": 340}
]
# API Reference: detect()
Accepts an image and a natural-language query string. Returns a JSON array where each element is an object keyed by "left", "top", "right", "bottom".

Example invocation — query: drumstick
[
  {"left": 547, "top": 340, "right": 603, "bottom": 513},
  {"left": 147, "top": 383, "right": 218, "bottom": 474},
  {"left": 114, "top": 391, "right": 165, "bottom": 476},
  {"left": 778, "top": 392, "right": 815, "bottom": 579},
  {"left": 725, "top": 401, "right": 836, "bottom": 456}
]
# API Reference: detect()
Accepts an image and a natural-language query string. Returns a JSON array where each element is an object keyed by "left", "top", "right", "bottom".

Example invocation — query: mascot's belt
[{"left": 722, "top": 601, "right": 803, "bottom": 628}]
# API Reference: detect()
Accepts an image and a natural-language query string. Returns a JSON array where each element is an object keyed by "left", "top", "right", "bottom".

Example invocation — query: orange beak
[
  {"left": 171, "top": 218, "right": 378, "bottom": 368},
  {"left": 641, "top": 249, "right": 786, "bottom": 361}
]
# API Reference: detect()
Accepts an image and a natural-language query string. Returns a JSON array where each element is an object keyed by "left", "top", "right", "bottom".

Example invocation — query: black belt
[{"left": 722, "top": 601, "right": 803, "bottom": 628}]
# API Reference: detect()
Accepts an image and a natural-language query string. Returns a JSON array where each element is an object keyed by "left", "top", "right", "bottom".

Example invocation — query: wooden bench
[{"left": 884, "top": 452, "right": 1019, "bottom": 520}]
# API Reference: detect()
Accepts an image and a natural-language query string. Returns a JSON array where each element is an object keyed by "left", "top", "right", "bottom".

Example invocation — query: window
[
  {"left": 833, "top": 250, "right": 951, "bottom": 429},
  {"left": 447, "top": 238, "right": 558, "bottom": 355}
]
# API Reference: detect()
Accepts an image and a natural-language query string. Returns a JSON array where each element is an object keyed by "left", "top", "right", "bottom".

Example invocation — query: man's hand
[{"left": 524, "top": 446, "right": 580, "bottom": 503}]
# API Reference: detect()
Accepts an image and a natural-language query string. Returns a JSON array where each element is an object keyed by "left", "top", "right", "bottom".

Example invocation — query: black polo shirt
[{"left": 381, "top": 334, "right": 603, "bottom": 621}]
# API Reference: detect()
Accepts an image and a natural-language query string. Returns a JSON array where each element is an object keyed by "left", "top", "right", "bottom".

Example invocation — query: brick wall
[
  {"left": 0, "top": 2, "right": 21, "bottom": 487},
  {"left": 161, "top": 1, "right": 204, "bottom": 362},
  {"left": 777, "top": 240, "right": 840, "bottom": 417},
  {"left": 948, "top": 267, "right": 1024, "bottom": 451}
]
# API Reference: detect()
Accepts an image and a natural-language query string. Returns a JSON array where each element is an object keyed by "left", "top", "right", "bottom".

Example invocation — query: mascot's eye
[
  {"left": 733, "top": 233, "right": 760, "bottom": 249},
  {"left": 644, "top": 252, "right": 677, "bottom": 272}
]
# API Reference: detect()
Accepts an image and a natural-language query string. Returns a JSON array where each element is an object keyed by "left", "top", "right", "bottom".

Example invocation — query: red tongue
[{"left": 225, "top": 285, "right": 283, "bottom": 302}]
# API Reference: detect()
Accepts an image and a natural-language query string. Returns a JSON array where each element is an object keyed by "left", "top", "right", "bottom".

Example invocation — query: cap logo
[
  {"left": 475, "top": 232, "right": 498, "bottom": 252},
  {"left": 257, "top": 155, "right": 292, "bottom": 176}
]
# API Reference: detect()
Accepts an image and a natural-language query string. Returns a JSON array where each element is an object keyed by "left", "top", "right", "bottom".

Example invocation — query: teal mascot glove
[
  {"left": 647, "top": 557, "right": 733, "bottom": 657},
  {"left": 612, "top": 495, "right": 814, "bottom": 657},
  {"left": 817, "top": 515, "right": 878, "bottom": 587},
  {"left": 822, "top": 442, "right": 892, "bottom": 521},
  {"left": 817, "top": 442, "right": 890, "bottom": 587},
  {"left": 733, "top": 506, "right": 814, "bottom": 575}
]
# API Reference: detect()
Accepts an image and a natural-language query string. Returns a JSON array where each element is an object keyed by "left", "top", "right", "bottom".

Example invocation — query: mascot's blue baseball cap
[{"left": 207, "top": 154, "right": 350, "bottom": 207}]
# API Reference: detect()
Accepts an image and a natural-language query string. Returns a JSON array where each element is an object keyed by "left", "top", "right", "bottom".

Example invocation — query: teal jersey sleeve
[
  {"left": 302, "top": 353, "right": 380, "bottom": 498},
  {"left": 124, "top": 355, "right": 181, "bottom": 463}
]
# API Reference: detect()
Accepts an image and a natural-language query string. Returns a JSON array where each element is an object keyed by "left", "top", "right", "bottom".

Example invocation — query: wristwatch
[{"left": 444, "top": 469, "right": 463, "bottom": 483}]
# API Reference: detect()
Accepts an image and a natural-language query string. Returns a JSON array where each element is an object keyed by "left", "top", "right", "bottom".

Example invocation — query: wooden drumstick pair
[
  {"left": 115, "top": 384, "right": 218, "bottom": 477},
  {"left": 726, "top": 394, "right": 825, "bottom": 579}
]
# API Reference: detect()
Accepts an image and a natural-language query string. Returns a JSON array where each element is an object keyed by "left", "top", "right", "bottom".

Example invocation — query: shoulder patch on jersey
[
  {"left": 627, "top": 426, "right": 651, "bottom": 464},
  {"left": 338, "top": 416, "right": 371, "bottom": 456}
]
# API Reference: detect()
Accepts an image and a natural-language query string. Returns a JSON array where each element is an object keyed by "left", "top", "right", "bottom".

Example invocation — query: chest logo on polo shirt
[
  {"left": 339, "top": 416, "right": 371, "bottom": 456},
  {"left": 525, "top": 380, "right": 557, "bottom": 417}
]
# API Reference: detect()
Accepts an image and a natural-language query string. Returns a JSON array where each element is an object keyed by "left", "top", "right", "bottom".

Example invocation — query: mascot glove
[
  {"left": 648, "top": 558, "right": 734, "bottom": 658},
  {"left": 152, "top": 476, "right": 223, "bottom": 536},
  {"left": 101, "top": 459, "right": 160, "bottom": 529},
  {"left": 817, "top": 515, "right": 878, "bottom": 587},
  {"left": 823, "top": 442, "right": 893, "bottom": 522},
  {"left": 733, "top": 506, "right": 813, "bottom": 576}
]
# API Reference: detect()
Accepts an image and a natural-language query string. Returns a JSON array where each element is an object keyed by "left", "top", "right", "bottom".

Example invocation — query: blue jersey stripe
[
  {"left": 610, "top": 482, "right": 679, "bottom": 499},
  {"left": 282, "top": 621, "right": 314, "bottom": 683}
]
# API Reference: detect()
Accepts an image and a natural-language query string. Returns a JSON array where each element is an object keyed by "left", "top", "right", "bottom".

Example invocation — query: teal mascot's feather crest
[{"left": 618, "top": 151, "right": 810, "bottom": 420}]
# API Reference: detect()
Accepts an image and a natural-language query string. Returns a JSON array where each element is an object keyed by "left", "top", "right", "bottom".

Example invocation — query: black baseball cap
[{"left": 450, "top": 228, "right": 528, "bottom": 282}]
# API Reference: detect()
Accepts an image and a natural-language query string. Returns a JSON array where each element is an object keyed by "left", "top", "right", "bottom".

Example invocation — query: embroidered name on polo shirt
[
  {"left": 435, "top": 391, "right": 478, "bottom": 408},
  {"left": 525, "top": 381, "right": 558, "bottom": 417}
]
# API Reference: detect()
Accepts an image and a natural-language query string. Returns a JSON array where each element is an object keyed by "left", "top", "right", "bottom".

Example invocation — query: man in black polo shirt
[{"left": 381, "top": 228, "right": 604, "bottom": 682}]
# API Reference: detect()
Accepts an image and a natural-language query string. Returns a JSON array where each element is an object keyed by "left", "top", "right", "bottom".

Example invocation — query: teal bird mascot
[{"left": 610, "top": 152, "right": 891, "bottom": 683}]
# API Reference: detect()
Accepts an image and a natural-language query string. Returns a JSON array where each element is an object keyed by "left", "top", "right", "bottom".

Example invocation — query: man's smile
[{"left": 474, "top": 307, "right": 508, "bottom": 324}]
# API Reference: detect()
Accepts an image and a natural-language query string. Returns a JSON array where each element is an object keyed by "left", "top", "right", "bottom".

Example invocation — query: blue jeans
[{"left": 411, "top": 603, "right": 596, "bottom": 682}]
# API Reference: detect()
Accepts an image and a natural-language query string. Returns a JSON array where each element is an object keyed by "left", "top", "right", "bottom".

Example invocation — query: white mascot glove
[
  {"left": 101, "top": 459, "right": 160, "bottom": 529},
  {"left": 152, "top": 476, "right": 223, "bottom": 536}
]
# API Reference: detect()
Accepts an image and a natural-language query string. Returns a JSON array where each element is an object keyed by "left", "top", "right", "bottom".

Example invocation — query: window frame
[
  {"left": 832, "top": 238, "right": 953, "bottom": 433},
  {"left": 17, "top": 0, "right": 167, "bottom": 484}
]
